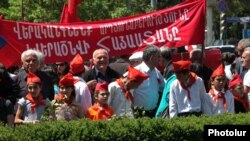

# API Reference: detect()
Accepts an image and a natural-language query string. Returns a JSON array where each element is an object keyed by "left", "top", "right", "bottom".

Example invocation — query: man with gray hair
[
  {"left": 159, "top": 46, "right": 174, "bottom": 80},
  {"left": 14, "top": 49, "right": 54, "bottom": 100},
  {"left": 133, "top": 45, "right": 165, "bottom": 117},
  {"left": 189, "top": 49, "right": 212, "bottom": 92},
  {"left": 242, "top": 47, "right": 250, "bottom": 109},
  {"left": 235, "top": 38, "right": 250, "bottom": 79}
]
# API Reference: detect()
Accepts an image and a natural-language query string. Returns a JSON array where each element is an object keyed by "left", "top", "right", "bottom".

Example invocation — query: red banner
[{"left": 0, "top": 0, "right": 205, "bottom": 67}]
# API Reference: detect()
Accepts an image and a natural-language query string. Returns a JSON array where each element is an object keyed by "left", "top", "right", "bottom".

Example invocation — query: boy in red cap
[
  {"left": 69, "top": 54, "right": 92, "bottom": 117},
  {"left": 87, "top": 82, "right": 114, "bottom": 121},
  {"left": 108, "top": 66, "right": 149, "bottom": 118},
  {"left": 203, "top": 64, "right": 235, "bottom": 115},
  {"left": 229, "top": 74, "right": 249, "bottom": 113},
  {"left": 169, "top": 60, "right": 206, "bottom": 118},
  {"left": 15, "top": 72, "right": 50, "bottom": 124},
  {"left": 51, "top": 73, "right": 84, "bottom": 121}
]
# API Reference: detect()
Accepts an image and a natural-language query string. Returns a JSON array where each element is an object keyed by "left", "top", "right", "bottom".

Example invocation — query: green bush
[{"left": 1, "top": 113, "right": 250, "bottom": 141}]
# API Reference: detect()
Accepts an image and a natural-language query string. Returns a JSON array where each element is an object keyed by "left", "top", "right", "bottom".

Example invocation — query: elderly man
[
  {"left": 242, "top": 47, "right": 250, "bottom": 109},
  {"left": 133, "top": 45, "right": 165, "bottom": 118},
  {"left": 83, "top": 49, "right": 121, "bottom": 101},
  {"left": 159, "top": 46, "right": 174, "bottom": 80},
  {"left": 14, "top": 49, "right": 54, "bottom": 100},
  {"left": 235, "top": 39, "right": 250, "bottom": 79},
  {"left": 189, "top": 49, "right": 213, "bottom": 92}
]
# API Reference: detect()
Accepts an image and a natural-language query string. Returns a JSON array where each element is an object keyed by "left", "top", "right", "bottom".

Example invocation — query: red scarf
[
  {"left": 179, "top": 72, "right": 197, "bottom": 100},
  {"left": 25, "top": 93, "right": 45, "bottom": 113},
  {"left": 116, "top": 78, "right": 134, "bottom": 104},
  {"left": 233, "top": 95, "right": 249, "bottom": 111},
  {"left": 92, "top": 103, "right": 113, "bottom": 120},
  {"left": 209, "top": 89, "right": 227, "bottom": 109},
  {"left": 55, "top": 93, "right": 74, "bottom": 105}
]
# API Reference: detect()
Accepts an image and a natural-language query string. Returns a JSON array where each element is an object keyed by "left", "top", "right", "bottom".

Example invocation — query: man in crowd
[
  {"left": 83, "top": 49, "right": 121, "bottom": 102},
  {"left": 133, "top": 45, "right": 165, "bottom": 118},
  {"left": 14, "top": 49, "right": 54, "bottom": 100},
  {"left": 69, "top": 54, "right": 92, "bottom": 116}
]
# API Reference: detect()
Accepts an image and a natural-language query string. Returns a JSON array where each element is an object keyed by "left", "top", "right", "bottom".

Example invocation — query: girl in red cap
[
  {"left": 203, "top": 64, "right": 235, "bottom": 115},
  {"left": 87, "top": 82, "right": 114, "bottom": 121},
  {"left": 15, "top": 72, "right": 50, "bottom": 124},
  {"left": 50, "top": 73, "right": 84, "bottom": 121},
  {"left": 228, "top": 74, "right": 249, "bottom": 113}
]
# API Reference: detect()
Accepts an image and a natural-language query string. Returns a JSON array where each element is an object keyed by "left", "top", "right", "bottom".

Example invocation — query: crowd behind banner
[{"left": 1, "top": 38, "right": 250, "bottom": 126}]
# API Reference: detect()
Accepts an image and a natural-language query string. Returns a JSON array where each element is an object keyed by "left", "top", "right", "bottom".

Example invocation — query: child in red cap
[
  {"left": 87, "top": 82, "right": 114, "bottom": 120},
  {"left": 229, "top": 74, "right": 249, "bottom": 113},
  {"left": 51, "top": 73, "right": 84, "bottom": 121},
  {"left": 15, "top": 72, "right": 50, "bottom": 124},
  {"left": 203, "top": 64, "right": 235, "bottom": 115},
  {"left": 169, "top": 60, "right": 206, "bottom": 118},
  {"left": 108, "top": 66, "right": 149, "bottom": 118}
]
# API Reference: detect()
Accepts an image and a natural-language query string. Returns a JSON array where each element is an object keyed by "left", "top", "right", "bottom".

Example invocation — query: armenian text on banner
[{"left": 0, "top": 0, "right": 205, "bottom": 67}]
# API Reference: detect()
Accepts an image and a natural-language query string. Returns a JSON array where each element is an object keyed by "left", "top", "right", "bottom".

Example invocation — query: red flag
[
  {"left": 60, "top": 4, "right": 70, "bottom": 23},
  {"left": 60, "top": 0, "right": 83, "bottom": 23}
]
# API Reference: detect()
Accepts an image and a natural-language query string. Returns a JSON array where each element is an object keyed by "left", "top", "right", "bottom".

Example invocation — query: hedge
[{"left": 1, "top": 113, "right": 250, "bottom": 141}]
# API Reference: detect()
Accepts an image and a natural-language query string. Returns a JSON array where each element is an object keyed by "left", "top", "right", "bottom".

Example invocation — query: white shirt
[
  {"left": 243, "top": 69, "right": 250, "bottom": 108},
  {"left": 169, "top": 76, "right": 206, "bottom": 118},
  {"left": 74, "top": 76, "right": 92, "bottom": 116},
  {"left": 133, "top": 62, "right": 165, "bottom": 110},
  {"left": 203, "top": 88, "right": 234, "bottom": 115},
  {"left": 108, "top": 81, "right": 134, "bottom": 118}
]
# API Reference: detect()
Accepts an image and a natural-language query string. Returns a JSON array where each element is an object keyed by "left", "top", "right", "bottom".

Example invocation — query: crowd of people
[{"left": 0, "top": 38, "right": 250, "bottom": 126}]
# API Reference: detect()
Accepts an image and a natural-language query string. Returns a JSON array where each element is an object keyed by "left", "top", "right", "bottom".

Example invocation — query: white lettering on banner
[
  {"left": 13, "top": 22, "right": 93, "bottom": 40},
  {"left": 26, "top": 40, "right": 90, "bottom": 57},
  {"left": 98, "top": 27, "right": 181, "bottom": 50},
  {"left": 98, "top": 9, "right": 189, "bottom": 35},
  {"left": 179, "top": 9, "right": 189, "bottom": 20}
]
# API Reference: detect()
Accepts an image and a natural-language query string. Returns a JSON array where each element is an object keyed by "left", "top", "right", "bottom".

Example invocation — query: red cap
[
  {"left": 70, "top": 54, "right": 85, "bottom": 74},
  {"left": 59, "top": 73, "right": 74, "bottom": 86},
  {"left": 211, "top": 64, "right": 225, "bottom": 79},
  {"left": 228, "top": 74, "right": 242, "bottom": 88},
  {"left": 127, "top": 66, "right": 149, "bottom": 83},
  {"left": 172, "top": 60, "right": 191, "bottom": 72},
  {"left": 27, "top": 72, "right": 41, "bottom": 85},
  {"left": 95, "top": 81, "right": 108, "bottom": 91}
]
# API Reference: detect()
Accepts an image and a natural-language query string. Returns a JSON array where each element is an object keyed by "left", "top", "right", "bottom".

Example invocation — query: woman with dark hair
[
  {"left": 15, "top": 72, "right": 50, "bottom": 124},
  {"left": 55, "top": 62, "right": 69, "bottom": 80},
  {"left": 50, "top": 73, "right": 84, "bottom": 121}
]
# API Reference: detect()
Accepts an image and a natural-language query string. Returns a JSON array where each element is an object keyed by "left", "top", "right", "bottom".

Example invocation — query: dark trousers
[{"left": 145, "top": 108, "right": 157, "bottom": 118}]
